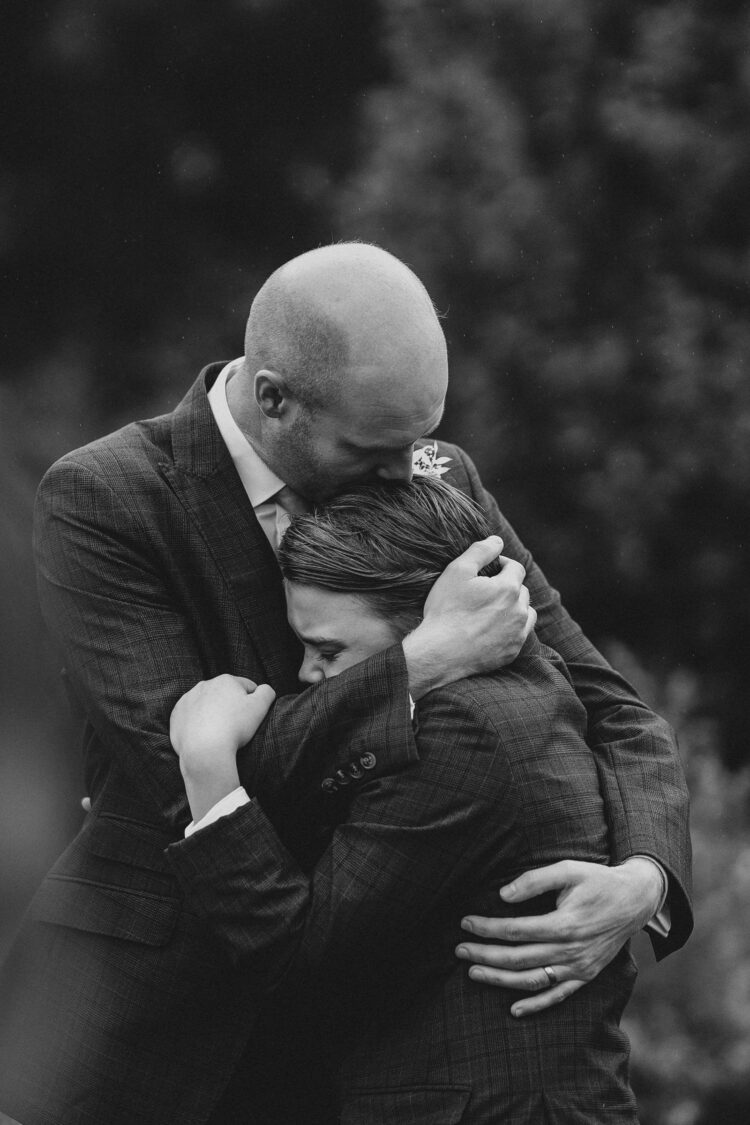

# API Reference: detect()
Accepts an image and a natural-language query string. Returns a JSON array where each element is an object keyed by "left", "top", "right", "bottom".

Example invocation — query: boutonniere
[{"left": 412, "top": 442, "right": 452, "bottom": 478}]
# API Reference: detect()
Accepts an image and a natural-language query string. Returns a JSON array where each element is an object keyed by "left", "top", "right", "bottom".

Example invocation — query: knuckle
[
  {"left": 566, "top": 921, "right": 587, "bottom": 941},
  {"left": 513, "top": 954, "right": 534, "bottom": 972},
  {"left": 480, "top": 950, "right": 507, "bottom": 970}
]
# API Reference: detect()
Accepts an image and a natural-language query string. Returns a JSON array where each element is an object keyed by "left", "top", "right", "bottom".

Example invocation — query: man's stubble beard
[{"left": 272, "top": 410, "right": 338, "bottom": 503}]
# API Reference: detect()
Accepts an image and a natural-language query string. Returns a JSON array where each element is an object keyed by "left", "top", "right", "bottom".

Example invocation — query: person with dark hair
[
  {"left": 279, "top": 475, "right": 505, "bottom": 632},
  {"left": 166, "top": 475, "right": 674, "bottom": 1122}
]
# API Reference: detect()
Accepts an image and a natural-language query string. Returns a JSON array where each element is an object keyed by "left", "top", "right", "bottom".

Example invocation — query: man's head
[
  {"left": 278, "top": 476, "right": 501, "bottom": 682},
  {"left": 228, "top": 243, "right": 449, "bottom": 501}
]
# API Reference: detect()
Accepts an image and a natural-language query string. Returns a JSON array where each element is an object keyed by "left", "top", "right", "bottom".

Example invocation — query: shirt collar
[{"left": 207, "top": 359, "right": 286, "bottom": 507}]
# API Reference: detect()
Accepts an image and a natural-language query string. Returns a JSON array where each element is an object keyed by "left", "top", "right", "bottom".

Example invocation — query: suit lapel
[{"left": 161, "top": 364, "right": 302, "bottom": 695}]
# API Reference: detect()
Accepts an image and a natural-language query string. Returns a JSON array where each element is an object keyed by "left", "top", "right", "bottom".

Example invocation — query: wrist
[
  {"left": 617, "top": 856, "right": 665, "bottom": 921},
  {"left": 180, "top": 755, "right": 240, "bottom": 825},
  {"left": 402, "top": 624, "right": 455, "bottom": 700}
]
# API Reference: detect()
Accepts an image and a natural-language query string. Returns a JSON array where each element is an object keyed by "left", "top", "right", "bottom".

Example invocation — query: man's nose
[{"left": 375, "top": 448, "right": 414, "bottom": 482}]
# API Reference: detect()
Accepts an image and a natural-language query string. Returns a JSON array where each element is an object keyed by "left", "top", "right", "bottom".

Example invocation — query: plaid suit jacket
[
  {"left": 168, "top": 637, "right": 644, "bottom": 1122},
  {"left": 0, "top": 363, "right": 691, "bottom": 1124},
  {"left": 0, "top": 365, "right": 414, "bottom": 1125}
]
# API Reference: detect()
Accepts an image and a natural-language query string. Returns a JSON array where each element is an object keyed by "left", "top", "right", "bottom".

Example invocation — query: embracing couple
[{"left": 0, "top": 244, "right": 692, "bottom": 1124}]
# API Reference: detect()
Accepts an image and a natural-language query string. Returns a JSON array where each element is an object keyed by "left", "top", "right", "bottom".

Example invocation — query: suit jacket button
[
  {"left": 359, "top": 752, "right": 376, "bottom": 770},
  {"left": 334, "top": 769, "right": 352, "bottom": 786},
  {"left": 348, "top": 762, "right": 364, "bottom": 779},
  {"left": 321, "top": 778, "right": 337, "bottom": 793}
]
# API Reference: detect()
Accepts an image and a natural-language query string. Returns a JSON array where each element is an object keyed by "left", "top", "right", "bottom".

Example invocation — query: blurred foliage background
[{"left": 2, "top": 1, "right": 750, "bottom": 1120}]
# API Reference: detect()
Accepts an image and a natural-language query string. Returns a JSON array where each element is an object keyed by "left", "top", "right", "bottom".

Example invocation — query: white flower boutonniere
[{"left": 412, "top": 442, "right": 452, "bottom": 478}]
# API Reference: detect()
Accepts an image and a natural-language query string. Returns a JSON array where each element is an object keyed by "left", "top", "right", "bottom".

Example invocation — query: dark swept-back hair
[{"left": 278, "top": 476, "right": 502, "bottom": 634}]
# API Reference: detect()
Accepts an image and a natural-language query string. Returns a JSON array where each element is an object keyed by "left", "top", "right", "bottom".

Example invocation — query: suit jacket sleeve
[
  {"left": 34, "top": 458, "right": 413, "bottom": 830},
  {"left": 167, "top": 687, "right": 517, "bottom": 999},
  {"left": 446, "top": 444, "right": 692, "bottom": 953}
]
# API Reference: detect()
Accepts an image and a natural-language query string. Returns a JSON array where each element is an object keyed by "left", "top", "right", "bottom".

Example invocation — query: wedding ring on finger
[{"left": 542, "top": 966, "right": 558, "bottom": 988}]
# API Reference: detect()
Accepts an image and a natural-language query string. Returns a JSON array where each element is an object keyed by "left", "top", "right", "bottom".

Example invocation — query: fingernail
[
  {"left": 455, "top": 945, "right": 469, "bottom": 959},
  {"left": 460, "top": 918, "right": 474, "bottom": 933},
  {"left": 512, "top": 1005, "right": 524, "bottom": 1018},
  {"left": 468, "top": 967, "right": 486, "bottom": 982},
  {"left": 500, "top": 883, "right": 517, "bottom": 900}
]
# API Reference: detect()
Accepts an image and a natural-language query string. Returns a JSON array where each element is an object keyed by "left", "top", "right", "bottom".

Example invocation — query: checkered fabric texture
[
  {"left": 168, "top": 640, "right": 642, "bottom": 1122},
  {"left": 0, "top": 364, "right": 691, "bottom": 1124}
]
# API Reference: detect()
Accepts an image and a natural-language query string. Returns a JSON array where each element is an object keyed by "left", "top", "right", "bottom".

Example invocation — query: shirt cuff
[
  {"left": 184, "top": 787, "right": 251, "bottom": 837},
  {"left": 632, "top": 854, "right": 671, "bottom": 937}
]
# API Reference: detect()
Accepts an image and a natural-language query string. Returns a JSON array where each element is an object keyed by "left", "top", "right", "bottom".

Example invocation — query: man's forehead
[{"left": 331, "top": 394, "right": 446, "bottom": 445}]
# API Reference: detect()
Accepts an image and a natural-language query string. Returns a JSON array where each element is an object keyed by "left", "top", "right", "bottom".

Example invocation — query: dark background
[{"left": 2, "top": 2, "right": 750, "bottom": 1121}]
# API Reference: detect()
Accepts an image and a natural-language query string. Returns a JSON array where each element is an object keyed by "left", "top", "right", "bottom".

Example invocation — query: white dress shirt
[
  {"left": 186, "top": 359, "right": 291, "bottom": 835},
  {"left": 207, "top": 359, "right": 295, "bottom": 551}
]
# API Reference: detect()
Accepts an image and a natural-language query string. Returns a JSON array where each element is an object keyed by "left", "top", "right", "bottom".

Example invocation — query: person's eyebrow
[{"left": 292, "top": 627, "right": 343, "bottom": 648}]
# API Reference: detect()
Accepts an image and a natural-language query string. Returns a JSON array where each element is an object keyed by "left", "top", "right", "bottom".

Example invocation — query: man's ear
[{"left": 254, "top": 370, "right": 293, "bottom": 419}]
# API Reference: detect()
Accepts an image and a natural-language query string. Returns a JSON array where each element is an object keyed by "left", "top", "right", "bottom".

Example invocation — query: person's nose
[
  {"left": 375, "top": 447, "right": 414, "bottom": 482},
  {"left": 298, "top": 651, "right": 325, "bottom": 684}
]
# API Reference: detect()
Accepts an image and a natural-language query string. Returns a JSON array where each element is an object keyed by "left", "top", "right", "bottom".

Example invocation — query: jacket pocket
[
  {"left": 341, "top": 1085, "right": 471, "bottom": 1124},
  {"left": 84, "top": 813, "right": 174, "bottom": 873},
  {"left": 30, "top": 874, "right": 179, "bottom": 946}
]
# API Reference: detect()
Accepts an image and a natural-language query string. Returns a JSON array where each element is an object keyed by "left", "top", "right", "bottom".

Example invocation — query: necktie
[{"left": 273, "top": 486, "right": 309, "bottom": 547}]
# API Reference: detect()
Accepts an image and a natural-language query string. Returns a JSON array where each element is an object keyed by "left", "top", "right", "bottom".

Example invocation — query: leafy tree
[{"left": 329, "top": 0, "right": 750, "bottom": 762}]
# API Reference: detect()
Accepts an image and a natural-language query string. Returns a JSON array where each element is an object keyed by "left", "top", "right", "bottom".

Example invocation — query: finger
[
  {"left": 461, "top": 912, "right": 565, "bottom": 944},
  {"left": 465, "top": 964, "right": 584, "bottom": 1014},
  {"left": 499, "top": 861, "right": 574, "bottom": 904},
  {"left": 523, "top": 605, "right": 537, "bottom": 638},
  {"left": 231, "top": 676, "right": 258, "bottom": 693},
  {"left": 510, "top": 979, "right": 585, "bottom": 1018},
  {"left": 81, "top": 796, "right": 92, "bottom": 813},
  {"left": 456, "top": 940, "right": 567, "bottom": 972},
  {"left": 463, "top": 961, "right": 565, "bottom": 993},
  {"left": 493, "top": 556, "right": 526, "bottom": 588},
  {"left": 246, "top": 683, "right": 276, "bottom": 709},
  {"left": 451, "top": 536, "right": 505, "bottom": 575}
]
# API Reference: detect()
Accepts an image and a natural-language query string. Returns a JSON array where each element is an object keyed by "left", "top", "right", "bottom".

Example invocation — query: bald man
[{"left": 0, "top": 244, "right": 691, "bottom": 1125}]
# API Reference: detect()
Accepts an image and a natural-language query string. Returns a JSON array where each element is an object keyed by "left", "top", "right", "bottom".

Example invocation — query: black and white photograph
[{"left": 1, "top": 2, "right": 748, "bottom": 1122}]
